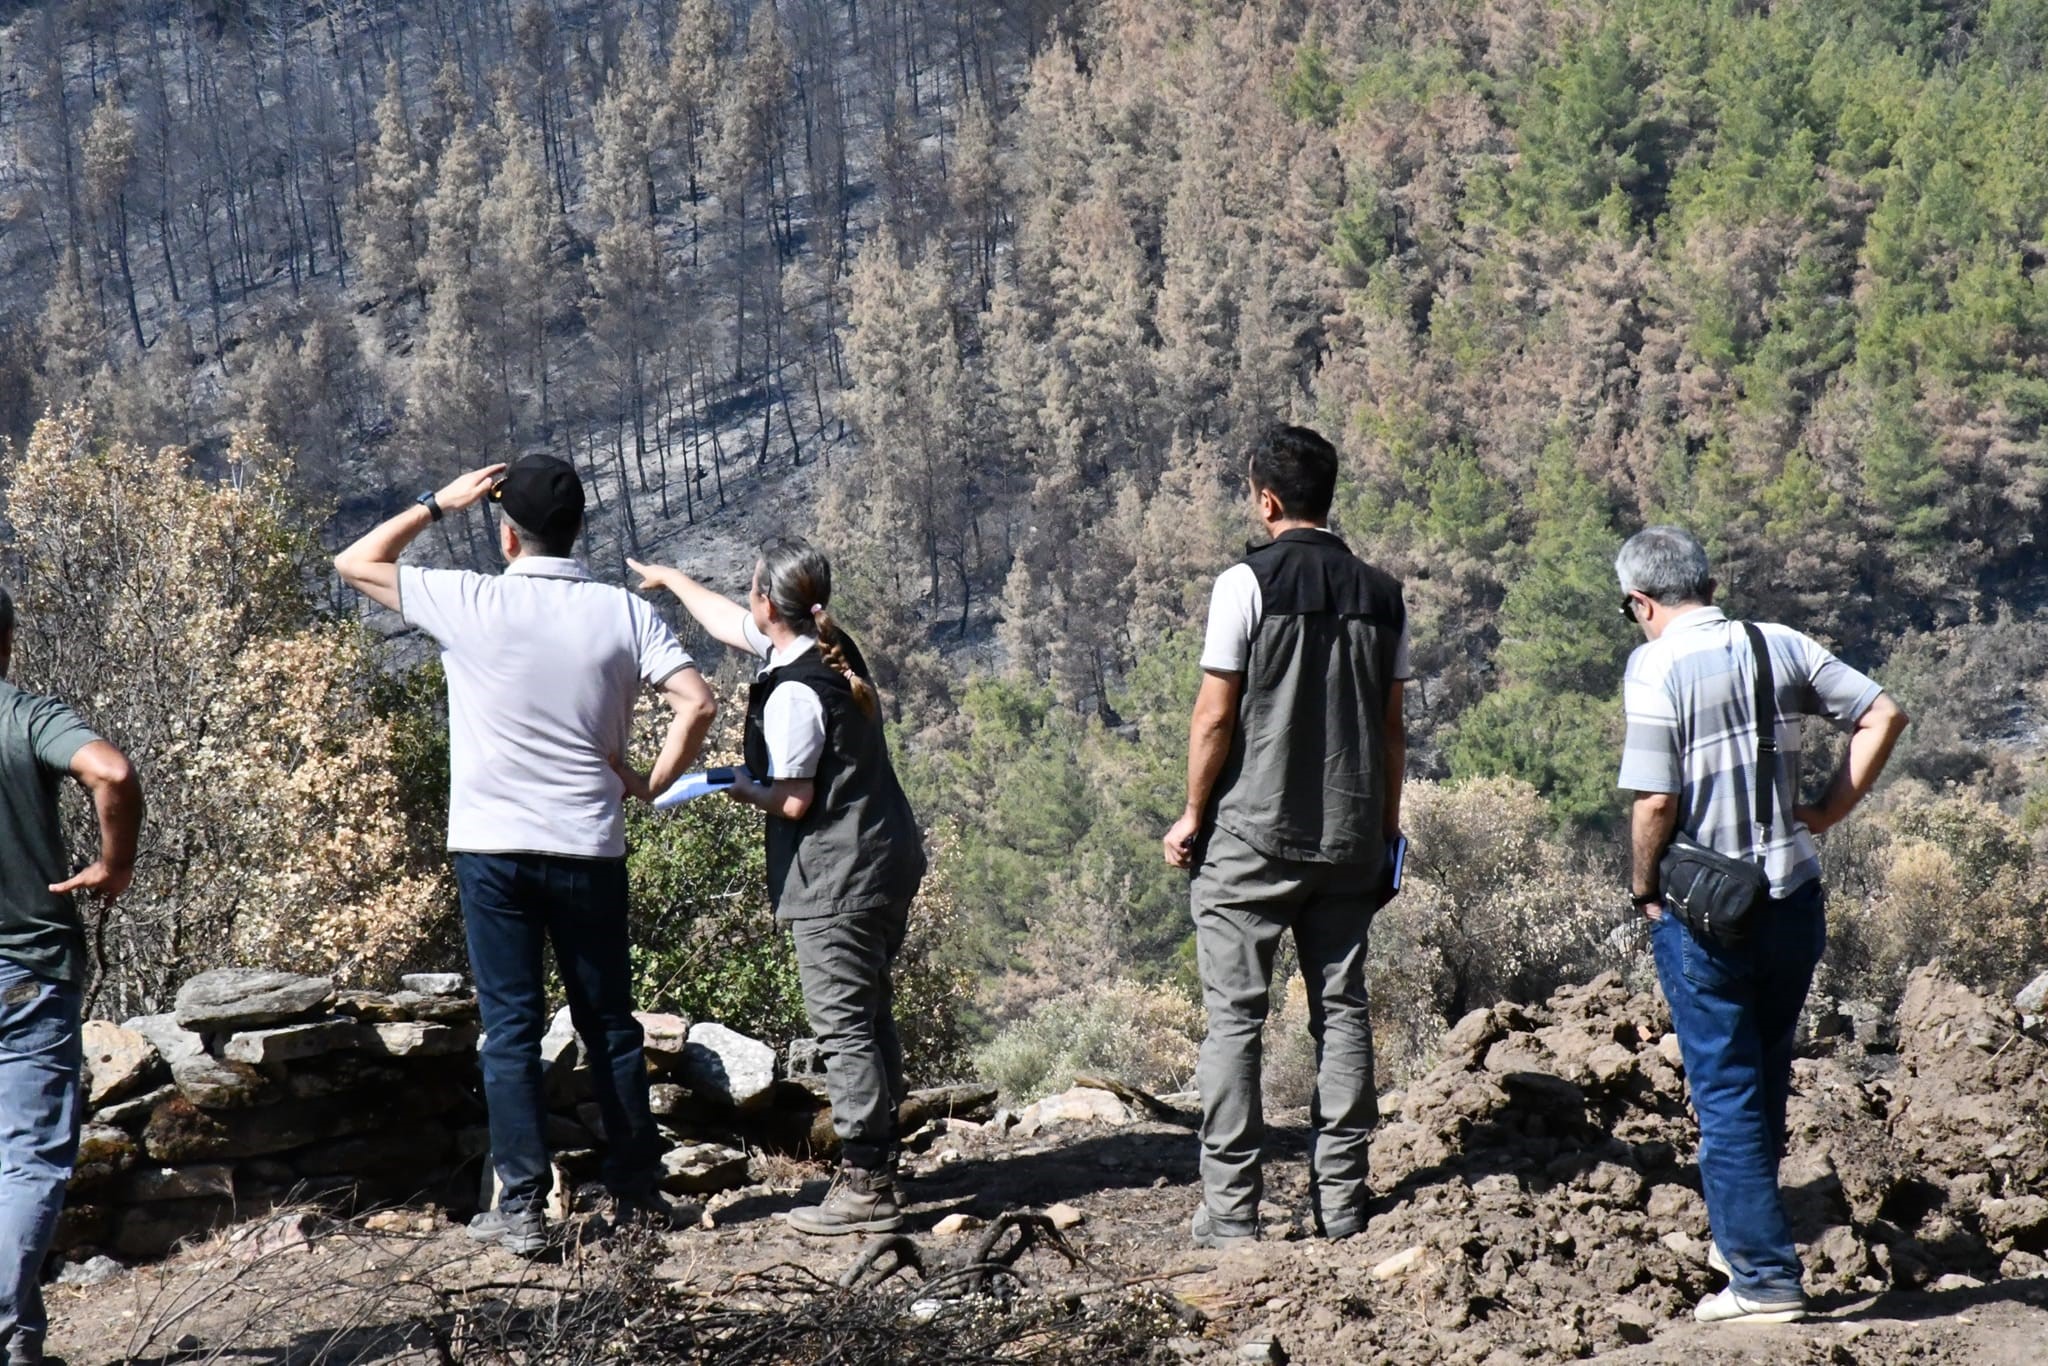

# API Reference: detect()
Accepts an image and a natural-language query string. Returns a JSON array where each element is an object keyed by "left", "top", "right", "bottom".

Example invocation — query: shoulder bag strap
[{"left": 1741, "top": 622, "right": 1779, "bottom": 862}]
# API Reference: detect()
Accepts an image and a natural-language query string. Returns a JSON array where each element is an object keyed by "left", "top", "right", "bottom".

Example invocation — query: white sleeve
[
  {"left": 632, "top": 595, "right": 694, "bottom": 687},
  {"left": 1199, "top": 564, "right": 1261, "bottom": 674},
  {"left": 739, "top": 615, "right": 774, "bottom": 660},
  {"left": 762, "top": 681, "right": 828, "bottom": 779}
]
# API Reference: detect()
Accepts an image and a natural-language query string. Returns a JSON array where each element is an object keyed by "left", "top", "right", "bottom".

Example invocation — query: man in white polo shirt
[{"left": 335, "top": 455, "right": 715, "bottom": 1254}]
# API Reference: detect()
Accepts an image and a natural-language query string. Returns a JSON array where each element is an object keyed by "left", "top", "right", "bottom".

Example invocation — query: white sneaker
[
  {"left": 1694, "top": 1286, "right": 1807, "bottom": 1324},
  {"left": 1708, "top": 1241, "right": 1731, "bottom": 1280}
]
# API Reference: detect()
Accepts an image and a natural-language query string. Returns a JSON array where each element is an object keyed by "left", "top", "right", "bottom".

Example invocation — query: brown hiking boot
[{"left": 784, "top": 1163, "right": 903, "bottom": 1236}]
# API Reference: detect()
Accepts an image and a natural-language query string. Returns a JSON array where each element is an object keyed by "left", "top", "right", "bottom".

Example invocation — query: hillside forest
[{"left": 4, "top": 0, "right": 2048, "bottom": 1094}]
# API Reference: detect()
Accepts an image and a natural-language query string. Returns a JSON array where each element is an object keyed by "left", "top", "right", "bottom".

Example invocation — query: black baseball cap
[{"left": 490, "top": 454, "right": 585, "bottom": 536}]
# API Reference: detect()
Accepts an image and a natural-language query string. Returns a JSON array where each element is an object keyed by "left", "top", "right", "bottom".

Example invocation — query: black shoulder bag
[{"left": 1656, "top": 623, "right": 1778, "bottom": 948}]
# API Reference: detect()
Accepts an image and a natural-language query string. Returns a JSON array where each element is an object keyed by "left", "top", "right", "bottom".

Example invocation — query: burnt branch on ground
[{"left": 114, "top": 1209, "right": 1186, "bottom": 1365}]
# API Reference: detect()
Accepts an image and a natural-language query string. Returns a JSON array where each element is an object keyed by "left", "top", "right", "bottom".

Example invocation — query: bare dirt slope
[{"left": 46, "top": 967, "right": 2048, "bottom": 1364}]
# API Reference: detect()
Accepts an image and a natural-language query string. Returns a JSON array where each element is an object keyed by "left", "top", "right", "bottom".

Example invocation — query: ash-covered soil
[{"left": 46, "top": 967, "right": 2048, "bottom": 1364}]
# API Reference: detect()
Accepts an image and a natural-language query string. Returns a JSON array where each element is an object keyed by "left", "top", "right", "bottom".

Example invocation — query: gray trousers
[
  {"left": 789, "top": 897, "right": 911, "bottom": 1172},
  {"left": 1191, "top": 827, "right": 1379, "bottom": 1238}
]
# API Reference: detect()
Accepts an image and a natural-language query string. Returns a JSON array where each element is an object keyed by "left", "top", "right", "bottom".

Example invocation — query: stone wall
[{"left": 58, "top": 967, "right": 970, "bottom": 1263}]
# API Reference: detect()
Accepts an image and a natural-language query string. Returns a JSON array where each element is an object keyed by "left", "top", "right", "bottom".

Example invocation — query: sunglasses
[{"left": 1618, "top": 594, "right": 1639, "bottom": 623}]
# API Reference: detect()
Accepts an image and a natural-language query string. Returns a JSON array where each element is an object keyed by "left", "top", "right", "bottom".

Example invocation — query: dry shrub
[
  {"left": 196, "top": 628, "right": 450, "bottom": 978},
  {"left": 974, "top": 977, "right": 1203, "bottom": 1103},
  {"left": 1368, "top": 776, "right": 1617, "bottom": 1082},
  {"left": 2, "top": 408, "right": 451, "bottom": 1010},
  {"left": 1824, "top": 794, "right": 2048, "bottom": 1003}
]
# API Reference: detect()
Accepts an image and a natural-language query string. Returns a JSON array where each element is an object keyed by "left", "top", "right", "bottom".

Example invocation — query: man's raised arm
[{"left": 335, "top": 464, "right": 506, "bottom": 611}]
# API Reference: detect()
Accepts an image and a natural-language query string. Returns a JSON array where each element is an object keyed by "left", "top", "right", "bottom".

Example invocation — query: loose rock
[
  {"left": 401, "top": 973, "right": 467, "bottom": 997},
  {"left": 120, "top": 1163, "right": 236, "bottom": 1203},
  {"left": 70, "top": 1124, "right": 140, "bottom": 1189},
  {"left": 680, "top": 1023, "right": 776, "bottom": 1109},
  {"left": 1014, "top": 1086, "right": 1131, "bottom": 1136},
  {"left": 360, "top": 1020, "right": 478, "bottom": 1058},
  {"left": 53, "top": 1255, "right": 125, "bottom": 1288},
  {"left": 659, "top": 1142, "right": 750, "bottom": 1195},
  {"left": 1371, "top": 1245, "right": 1427, "bottom": 1280},
  {"left": 173, "top": 968, "right": 335, "bottom": 1033},
  {"left": 636, "top": 1012, "right": 691, "bottom": 1068},
  {"left": 169, "top": 1054, "right": 273, "bottom": 1110},
  {"left": 121, "top": 1014, "right": 207, "bottom": 1066},
  {"left": 93, "top": 1084, "right": 177, "bottom": 1130},
  {"left": 221, "top": 1019, "right": 364, "bottom": 1066},
  {"left": 82, "top": 1021, "right": 160, "bottom": 1106}
]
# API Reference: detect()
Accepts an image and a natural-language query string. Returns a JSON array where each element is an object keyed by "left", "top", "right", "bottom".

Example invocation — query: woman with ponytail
[{"left": 621, "top": 538, "right": 925, "bottom": 1235}]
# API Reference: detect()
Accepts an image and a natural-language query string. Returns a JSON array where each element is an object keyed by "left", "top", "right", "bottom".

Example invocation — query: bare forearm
[
  {"left": 669, "top": 573, "right": 753, "bottom": 652},
  {"left": 1184, "top": 714, "right": 1233, "bottom": 818},
  {"left": 1630, "top": 793, "right": 1678, "bottom": 898},
  {"left": 93, "top": 772, "right": 144, "bottom": 872},
  {"left": 338, "top": 505, "right": 431, "bottom": 575},
  {"left": 1818, "top": 701, "right": 1908, "bottom": 824},
  {"left": 646, "top": 705, "right": 714, "bottom": 797},
  {"left": 334, "top": 505, "right": 433, "bottom": 610},
  {"left": 732, "top": 775, "right": 812, "bottom": 820},
  {"left": 1383, "top": 733, "right": 1406, "bottom": 838}
]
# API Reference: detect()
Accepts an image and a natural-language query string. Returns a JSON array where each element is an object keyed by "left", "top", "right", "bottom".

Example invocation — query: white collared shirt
[
  {"left": 399, "top": 556, "right": 693, "bottom": 858},
  {"left": 740, "top": 618, "right": 827, "bottom": 779}
]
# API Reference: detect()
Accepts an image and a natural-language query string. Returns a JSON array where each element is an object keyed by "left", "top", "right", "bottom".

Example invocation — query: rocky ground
[{"left": 44, "top": 966, "right": 2048, "bottom": 1364}]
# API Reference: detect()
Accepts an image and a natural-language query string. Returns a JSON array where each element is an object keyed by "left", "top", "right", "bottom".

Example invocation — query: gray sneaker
[
  {"left": 784, "top": 1164, "right": 903, "bottom": 1236},
  {"left": 466, "top": 1205, "right": 547, "bottom": 1256},
  {"left": 1190, "top": 1204, "right": 1259, "bottom": 1249}
]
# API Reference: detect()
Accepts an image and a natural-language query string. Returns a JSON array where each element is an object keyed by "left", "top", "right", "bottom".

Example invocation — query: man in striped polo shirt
[{"left": 1617, "top": 526, "right": 1907, "bottom": 1325}]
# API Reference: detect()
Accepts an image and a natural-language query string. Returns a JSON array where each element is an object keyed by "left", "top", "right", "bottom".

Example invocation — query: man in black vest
[{"left": 1164, "top": 424, "right": 1409, "bottom": 1248}]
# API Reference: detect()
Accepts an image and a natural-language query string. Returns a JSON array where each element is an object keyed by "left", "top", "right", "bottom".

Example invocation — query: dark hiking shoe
[
  {"left": 784, "top": 1164, "right": 903, "bottom": 1236},
  {"left": 605, "top": 1188, "right": 687, "bottom": 1233},
  {"left": 1190, "top": 1204, "right": 1259, "bottom": 1249},
  {"left": 466, "top": 1206, "right": 548, "bottom": 1256}
]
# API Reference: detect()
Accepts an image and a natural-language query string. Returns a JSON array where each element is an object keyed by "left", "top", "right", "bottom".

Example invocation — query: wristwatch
[
  {"left": 1629, "top": 891, "right": 1661, "bottom": 908},
  {"left": 415, "top": 491, "right": 443, "bottom": 522}
]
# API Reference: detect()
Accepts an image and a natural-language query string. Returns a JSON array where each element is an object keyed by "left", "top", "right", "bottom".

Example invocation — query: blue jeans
[
  {"left": 456, "top": 853, "right": 661, "bottom": 1211},
  {"left": 0, "top": 958, "right": 82, "bottom": 1361},
  {"left": 1651, "top": 878, "right": 1825, "bottom": 1303}
]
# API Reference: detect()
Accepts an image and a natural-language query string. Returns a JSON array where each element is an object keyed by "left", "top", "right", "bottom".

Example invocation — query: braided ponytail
[
  {"left": 756, "top": 536, "right": 879, "bottom": 718},
  {"left": 812, "top": 606, "right": 879, "bottom": 718}
]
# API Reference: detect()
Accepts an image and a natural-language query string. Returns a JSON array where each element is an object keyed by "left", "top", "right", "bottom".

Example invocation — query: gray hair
[{"left": 1615, "top": 526, "right": 1712, "bottom": 605}]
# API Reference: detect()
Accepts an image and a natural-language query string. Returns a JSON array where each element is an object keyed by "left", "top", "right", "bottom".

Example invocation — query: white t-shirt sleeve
[
  {"left": 1201, "top": 564, "right": 1414, "bottom": 681},
  {"left": 1795, "top": 630, "right": 1883, "bottom": 731},
  {"left": 398, "top": 567, "right": 484, "bottom": 649},
  {"left": 739, "top": 615, "right": 774, "bottom": 661},
  {"left": 762, "top": 681, "right": 828, "bottom": 779},
  {"left": 631, "top": 596, "right": 694, "bottom": 687},
  {"left": 1200, "top": 564, "right": 1261, "bottom": 673}
]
